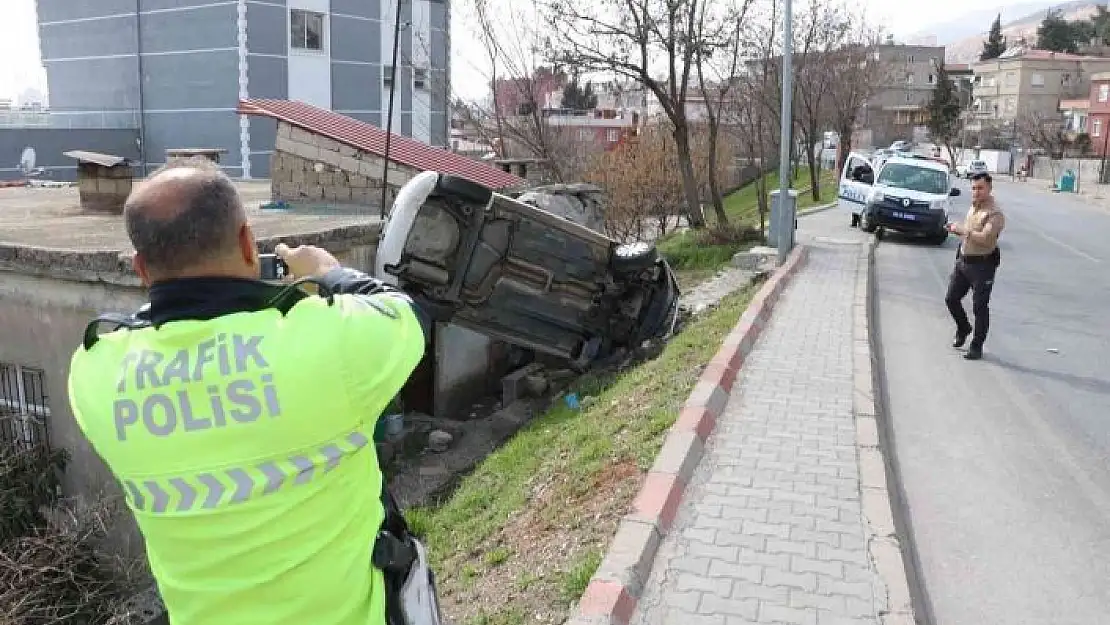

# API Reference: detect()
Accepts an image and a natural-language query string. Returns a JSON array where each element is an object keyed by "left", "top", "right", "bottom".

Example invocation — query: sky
[{"left": 0, "top": 0, "right": 1039, "bottom": 103}]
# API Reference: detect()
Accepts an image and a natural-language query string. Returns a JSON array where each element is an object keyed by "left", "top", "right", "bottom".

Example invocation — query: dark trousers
[{"left": 945, "top": 259, "right": 997, "bottom": 348}]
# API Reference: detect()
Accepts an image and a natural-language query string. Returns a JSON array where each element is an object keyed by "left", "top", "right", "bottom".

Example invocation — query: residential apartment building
[
  {"left": 36, "top": 0, "right": 450, "bottom": 178},
  {"left": 969, "top": 47, "right": 1110, "bottom": 131},
  {"left": 1083, "top": 72, "right": 1110, "bottom": 156},
  {"left": 860, "top": 43, "right": 945, "bottom": 147}
]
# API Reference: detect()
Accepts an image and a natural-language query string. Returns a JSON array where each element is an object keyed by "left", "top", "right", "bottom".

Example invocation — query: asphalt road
[{"left": 872, "top": 179, "right": 1110, "bottom": 625}]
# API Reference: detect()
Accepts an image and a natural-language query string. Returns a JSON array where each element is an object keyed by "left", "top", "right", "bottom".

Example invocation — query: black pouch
[{"left": 373, "top": 488, "right": 446, "bottom": 625}]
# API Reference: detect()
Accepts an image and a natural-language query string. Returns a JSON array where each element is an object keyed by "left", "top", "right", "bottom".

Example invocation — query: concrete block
[
  {"left": 649, "top": 430, "right": 704, "bottom": 482},
  {"left": 339, "top": 143, "right": 358, "bottom": 157},
  {"left": 352, "top": 187, "right": 374, "bottom": 206},
  {"left": 287, "top": 140, "right": 320, "bottom": 162},
  {"left": 317, "top": 147, "right": 342, "bottom": 168},
  {"left": 592, "top": 518, "right": 662, "bottom": 597},
  {"left": 434, "top": 323, "right": 494, "bottom": 419},
  {"left": 501, "top": 362, "right": 544, "bottom": 404},
  {"left": 732, "top": 245, "right": 777, "bottom": 271},
  {"left": 340, "top": 155, "right": 362, "bottom": 173},
  {"left": 289, "top": 126, "right": 316, "bottom": 146},
  {"left": 318, "top": 135, "right": 343, "bottom": 153}
]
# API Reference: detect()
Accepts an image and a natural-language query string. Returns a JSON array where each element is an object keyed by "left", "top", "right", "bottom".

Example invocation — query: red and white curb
[{"left": 566, "top": 245, "right": 810, "bottom": 625}]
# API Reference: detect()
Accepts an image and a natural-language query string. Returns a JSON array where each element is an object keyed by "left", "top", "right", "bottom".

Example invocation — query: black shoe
[
  {"left": 952, "top": 329, "right": 971, "bottom": 349},
  {"left": 963, "top": 346, "right": 983, "bottom": 360}
]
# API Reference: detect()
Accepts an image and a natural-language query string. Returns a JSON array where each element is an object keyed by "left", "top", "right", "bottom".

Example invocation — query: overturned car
[{"left": 375, "top": 171, "right": 681, "bottom": 369}]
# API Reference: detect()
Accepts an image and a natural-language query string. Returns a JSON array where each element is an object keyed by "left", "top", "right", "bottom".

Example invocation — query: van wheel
[
  {"left": 860, "top": 212, "right": 877, "bottom": 233},
  {"left": 612, "top": 241, "right": 659, "bottom": 273}
]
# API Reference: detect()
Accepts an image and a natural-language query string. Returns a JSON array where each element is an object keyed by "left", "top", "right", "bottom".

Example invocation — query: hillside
[{"left": 937, "top": 1, "right": 1102, "bottom": 63}]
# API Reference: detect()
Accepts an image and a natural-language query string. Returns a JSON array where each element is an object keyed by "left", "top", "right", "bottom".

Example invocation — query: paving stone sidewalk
[{"left": 632, "top": 228, "right": 885, "bottom": 625}]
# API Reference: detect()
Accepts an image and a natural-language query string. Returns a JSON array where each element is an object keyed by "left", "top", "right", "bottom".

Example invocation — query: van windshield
[{"left": 877, "top": 163, "right": 949, "bottom": 195}]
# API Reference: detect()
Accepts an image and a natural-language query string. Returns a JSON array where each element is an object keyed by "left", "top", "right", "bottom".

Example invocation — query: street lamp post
[{"left": 775, "top": 0, "right": 795, "bottom": 264}]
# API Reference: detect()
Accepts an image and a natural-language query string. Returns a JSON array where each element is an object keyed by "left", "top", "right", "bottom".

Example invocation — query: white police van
[{"left": 837, "top": 151, "right": 960, "bottom": 245}]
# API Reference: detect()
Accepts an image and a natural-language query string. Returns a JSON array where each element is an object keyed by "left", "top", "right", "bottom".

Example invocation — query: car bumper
[{"left": 865, "top": 204, "right": 946, "bottom": 233}]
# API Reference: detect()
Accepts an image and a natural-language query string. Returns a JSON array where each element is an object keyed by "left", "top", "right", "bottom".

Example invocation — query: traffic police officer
[
  {"left": 68, "top": 157, "right": 430, "bottom": 625},
  {"left": 945, "top": 172, "right": 1006, "bottom": 360}
]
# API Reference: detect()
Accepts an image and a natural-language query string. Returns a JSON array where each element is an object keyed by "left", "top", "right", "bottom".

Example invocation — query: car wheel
[
  {"left": 434, "top": 174, "right": 494, "bottom": 205},
  {"left": 930, "top": 232, "right": 949, "bottom": 245},
  {"left": 860, "top": 211, "right": 877, "bottom": 233},
  {"left": 611, "top": 241, "right": 659, "bottom": 273}
]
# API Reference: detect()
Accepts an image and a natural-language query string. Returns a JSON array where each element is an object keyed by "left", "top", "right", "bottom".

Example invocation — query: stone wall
[
  {"left": 270, "top": 121, "right": 421, "bottom": 206},
  {"left": 76, "top": 163, "right": 134, "bottom": 214}
]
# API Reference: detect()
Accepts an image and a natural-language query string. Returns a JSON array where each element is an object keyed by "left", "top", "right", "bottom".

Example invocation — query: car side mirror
[{"left": 949, "top": 188, "right": 961, "bottom": 197}]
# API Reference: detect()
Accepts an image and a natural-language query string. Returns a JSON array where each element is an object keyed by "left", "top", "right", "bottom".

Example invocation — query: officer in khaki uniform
[
  {"left": 68, "top": 157, "right": 435, "bottom": 625},
  {"left": 945, "top": 172, "right": 1006, "bottom": 360}
]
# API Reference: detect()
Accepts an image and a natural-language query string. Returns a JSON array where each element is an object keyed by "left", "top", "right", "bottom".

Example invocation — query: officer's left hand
[{"left": 276, "top": 244, "right": 341, "bottom": 279}]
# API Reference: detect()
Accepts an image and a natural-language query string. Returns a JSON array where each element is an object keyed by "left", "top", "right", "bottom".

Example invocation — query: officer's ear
[
  {"left": 132, "top": 253, "right": 153, "bottom": 287},
  {"left": 238, "top": 222, "right": 258, "bottom": 269}
]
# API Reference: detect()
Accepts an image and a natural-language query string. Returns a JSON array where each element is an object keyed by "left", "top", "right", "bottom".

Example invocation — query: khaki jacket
[{"left": 960, "top": 198, "right": 1006, "bottom": 257}]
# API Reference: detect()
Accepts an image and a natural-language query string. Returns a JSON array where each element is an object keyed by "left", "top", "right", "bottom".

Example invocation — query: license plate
[{"left": 892, "top": 211, "right": 916, "bottom": 220}]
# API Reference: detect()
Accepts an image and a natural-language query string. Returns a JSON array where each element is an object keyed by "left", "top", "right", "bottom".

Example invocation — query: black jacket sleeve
[{"left": 318, "top": 267, "right": 435, "bottom": 344}]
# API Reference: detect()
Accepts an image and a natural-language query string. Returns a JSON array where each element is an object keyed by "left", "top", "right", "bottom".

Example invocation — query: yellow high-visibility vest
[{"left": 68, "top": 292, "right": 425, "bottom": 625}]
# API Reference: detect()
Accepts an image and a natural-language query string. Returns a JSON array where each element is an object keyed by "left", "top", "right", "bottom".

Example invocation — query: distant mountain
[
  {"left": 908, "top": 1, "right": 1104, "bottom": 63},
  {"left": 906, "top": 2, "right": 1061, "bottom": 46}
]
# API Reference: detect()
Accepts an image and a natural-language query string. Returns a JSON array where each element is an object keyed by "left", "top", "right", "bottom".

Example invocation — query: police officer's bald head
[{"left": 125, "top": 157, "right": 257, "bottom": 284}]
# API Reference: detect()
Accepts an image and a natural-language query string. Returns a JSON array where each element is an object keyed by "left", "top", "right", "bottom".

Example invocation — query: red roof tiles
[{"left": 238, "top": 99, "right": 526, "bottom": 190}]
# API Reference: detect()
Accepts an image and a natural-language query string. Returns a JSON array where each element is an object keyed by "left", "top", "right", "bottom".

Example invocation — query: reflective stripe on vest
[{"left": 120, "top": 429, "right": 371, "bottom": 513}]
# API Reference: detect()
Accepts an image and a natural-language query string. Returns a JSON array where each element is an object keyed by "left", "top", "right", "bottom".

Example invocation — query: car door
[{"left": 838, "top": 152, "right": 873, "bottom": 217}]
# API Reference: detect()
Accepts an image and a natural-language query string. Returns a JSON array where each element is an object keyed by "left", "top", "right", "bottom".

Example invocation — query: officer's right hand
[{"left": 275, "top": 244, "right": 341, "bottom": 279}]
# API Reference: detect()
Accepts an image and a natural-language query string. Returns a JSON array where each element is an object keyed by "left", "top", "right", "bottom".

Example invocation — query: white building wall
[
  {"left": 410, "top": 0, "right": 432, "bottom": 144},
  {"left": 287, "top": 0, "right": 332, "bottom": 109}
]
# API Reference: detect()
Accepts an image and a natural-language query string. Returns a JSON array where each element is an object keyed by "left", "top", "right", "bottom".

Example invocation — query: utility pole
[
  {"left": 380, "top": 0, "right": 405, "bottom": 219},
  {"left": 775, "top": 0, "right": 795, "bottom": 264}
]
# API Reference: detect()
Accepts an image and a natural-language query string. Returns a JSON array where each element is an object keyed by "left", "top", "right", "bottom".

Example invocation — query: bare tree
[
  {"left": 792, "top": 0, "right": 856, "bottom": 202},
  {"left": 1018, "top": 108, "right": 1071, "bottom": 181},
  {"left": 542, "top": 0, "right": 734, "bottom": 228},
  {"left": 722, "top": 14, "right": 781, "bottom": 238},
  {"left": 694, "top": 0, "right": 755, "bottom": 225},
  {"left": 824, "top": 17, "right": 886, "bottom": 171},
  {"left": 462, "top": 0, "right": 588, "bottom": 182}
]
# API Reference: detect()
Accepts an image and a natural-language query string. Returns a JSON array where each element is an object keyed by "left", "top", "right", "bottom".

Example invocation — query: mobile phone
[{"left": 259, "top": 253, "right": 289, "bottom": 281}]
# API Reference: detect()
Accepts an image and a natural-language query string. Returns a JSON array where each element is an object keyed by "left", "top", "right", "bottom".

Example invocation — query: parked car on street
[
  {"left": 837, "top": 152, "right": 961, "bottom": 245},
  {"left": 376, "top": 171, "right": 681, "bottom": 369},
  {"left": 963, "top": 160, "right": 989, "bottom": 178}
]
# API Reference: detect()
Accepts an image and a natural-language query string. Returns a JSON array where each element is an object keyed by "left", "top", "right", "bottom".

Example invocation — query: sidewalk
[{"left": 632, "top": 220, "right": 888, "bottom": 625}]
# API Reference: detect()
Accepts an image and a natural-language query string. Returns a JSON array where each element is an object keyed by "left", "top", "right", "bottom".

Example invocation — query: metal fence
[{"left": 0, "top": 364, "right": 51, "bottom": 453}]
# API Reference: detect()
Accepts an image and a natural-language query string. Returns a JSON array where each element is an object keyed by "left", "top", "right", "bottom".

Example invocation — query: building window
[
  {"left": 1094, "top": 119, "right": 1103, "bottom": 137},
  {"left": 290, "top": 9, "right": 325, "bottom": 51},
  {"left": 414, "top": 68, "right": 427, "bottom": 89},
  {"left": 905, "top": 93, "right": 912, "bottom": 103},
  {"left": 907, "top": 55, "right": 915, "bottom": 63},
  {"left": 1005, "top": 72, "right": 1016, "bottom": 87},
  {"left": 1063, "top": 72, "right": 1072, "bottom": 85},
  {"left": 906, "top": 73, "right": 915, "bottom": 85},
  {"left": 383, "top": 65, "right": 394, "bottom": 88},
  {"left": 607, "top": 128, "right": 620, "bottom": 142},
  {"left": 1031, "top": 73, "right": 1045, "bottom": 87},
  {"left": 1101, "top": 84, "right": 1110, "bottom": 102},
  {"left": 928, "top": 74, "right": 936, "bottom": 85},
  {"left": 0, "top": 363, "right": 49, "bottom": 451}
]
